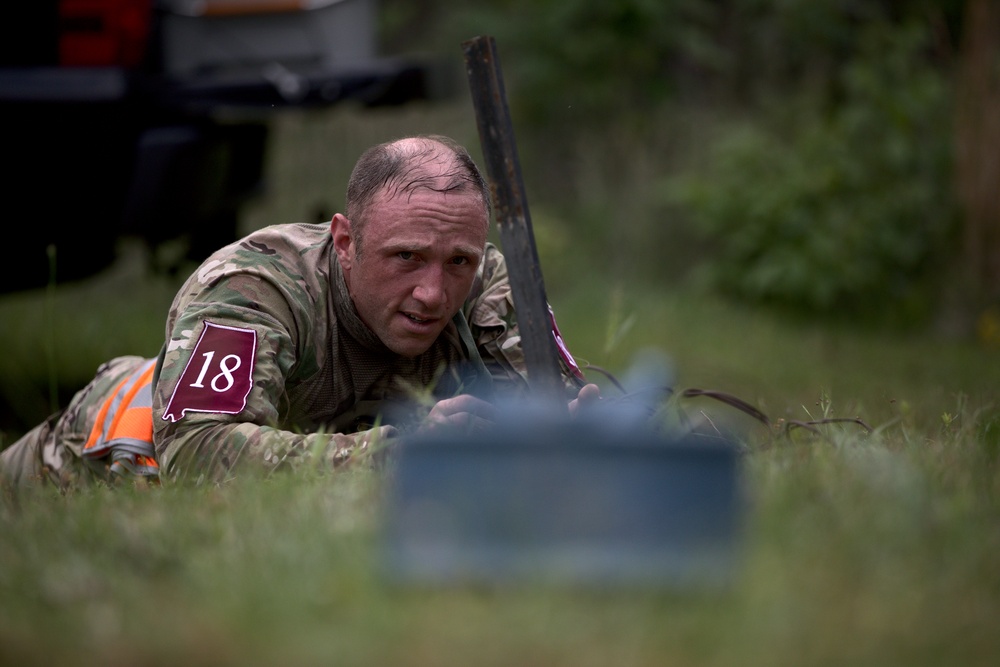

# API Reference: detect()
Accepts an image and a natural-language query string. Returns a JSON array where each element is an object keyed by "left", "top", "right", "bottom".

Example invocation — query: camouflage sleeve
[
  {"left": 466, "top": 244, "right": 585, "bottom": 399},
  {"left": 152, "top": 267, "right": 394, "bottom": 483},
  {"left": 155, "top": 418, "right": 394, "bottom": 483}
]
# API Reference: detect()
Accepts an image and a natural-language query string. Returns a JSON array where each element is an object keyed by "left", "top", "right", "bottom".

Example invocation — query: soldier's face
[{"left": 333, "top": 188, "right": 488, "bottom": 357}]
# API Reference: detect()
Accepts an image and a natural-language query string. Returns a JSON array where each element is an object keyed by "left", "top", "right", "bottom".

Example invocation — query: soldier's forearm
[{"left": 157, "top": 421, "right": 398, "bottom": 483}]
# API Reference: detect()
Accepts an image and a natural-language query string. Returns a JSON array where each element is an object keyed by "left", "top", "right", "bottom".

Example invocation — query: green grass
[
  {"left": 2, "top": 104, "right": 999, "bottom": 666},
  {"left": 2, "top": 408, "right": 998, "bottom": 666},
  {"left": 553, "top": 276, "right": 997, "bottom": 434},
  {"left": 2, "top": 266, "right": 998, "bottom": 666}
]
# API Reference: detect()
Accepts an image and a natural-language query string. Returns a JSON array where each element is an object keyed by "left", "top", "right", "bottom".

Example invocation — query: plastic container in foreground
[{"left": 380, "top": 404, "right": 747, "bottom": 590}]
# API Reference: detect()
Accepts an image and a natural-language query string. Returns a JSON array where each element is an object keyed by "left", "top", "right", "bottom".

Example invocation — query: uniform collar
[{"left": 331, "top": 253, "right": 389, "bottom": 353}]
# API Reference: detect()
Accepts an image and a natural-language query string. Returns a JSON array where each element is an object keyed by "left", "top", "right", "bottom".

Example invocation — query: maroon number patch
[{"left": 162, "top": 322, "right": 257, "bottom": 423}]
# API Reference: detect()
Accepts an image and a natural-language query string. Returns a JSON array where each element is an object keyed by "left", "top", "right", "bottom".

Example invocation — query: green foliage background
[
  {"left": 666, "top": 21, "right": 957, "bottom": 320},
  {"left": 382, "top": 0, "right": 968, "bottom": 322}
]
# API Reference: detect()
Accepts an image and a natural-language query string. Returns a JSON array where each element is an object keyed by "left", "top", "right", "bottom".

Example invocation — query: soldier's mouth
[{"left": 403, "top": 312, "right": 433, "bottom": 324}]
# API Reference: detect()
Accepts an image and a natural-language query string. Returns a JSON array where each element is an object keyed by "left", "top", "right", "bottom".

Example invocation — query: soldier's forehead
[{"left": 372, "top": 184, "right": 485, "bottom": 211}]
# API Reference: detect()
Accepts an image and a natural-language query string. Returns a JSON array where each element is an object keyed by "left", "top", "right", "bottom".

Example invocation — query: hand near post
[
  {"left": 421, "top": 383, "right": 602, "bottom": 435},
  {"left": 422, "top": 394, "right": 497, "bottom": 433},
  {"left": 568, "top": 383, "right": 602, "bottom": 417}
]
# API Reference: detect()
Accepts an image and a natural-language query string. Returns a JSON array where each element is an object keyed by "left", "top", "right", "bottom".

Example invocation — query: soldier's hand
[
  {"left": 568, "top": 383, "right": 601, "bottom": 417},
  {"left": 422, "top": 394, "right": 496, "bottom": 433}
]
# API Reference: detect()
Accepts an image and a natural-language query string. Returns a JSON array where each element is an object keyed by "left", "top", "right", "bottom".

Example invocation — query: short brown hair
[{"left": 345, "top": 135, "right": 491, "bottom": 253}]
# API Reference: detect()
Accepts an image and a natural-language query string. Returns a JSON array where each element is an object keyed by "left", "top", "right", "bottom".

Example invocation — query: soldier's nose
[{"left": 412, "top": 270, "right": 447, "bottom": 310}]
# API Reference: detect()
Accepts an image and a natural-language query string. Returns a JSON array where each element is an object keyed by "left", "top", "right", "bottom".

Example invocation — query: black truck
[{"left": 1, "top": 0, "right": 439, "bottom": 292}]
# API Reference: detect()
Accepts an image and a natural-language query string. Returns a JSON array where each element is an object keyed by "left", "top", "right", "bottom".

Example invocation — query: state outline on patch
[{"left": 161, "top": 321, "right": 257, "bottom": 423}]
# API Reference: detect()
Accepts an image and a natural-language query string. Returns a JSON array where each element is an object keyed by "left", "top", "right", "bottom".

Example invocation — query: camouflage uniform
[
  {"left": 2, "top": 222, "right": 582, "bottom": 489},
  {"left": 0, "top": 355, "right": 152, "bottom": 490}
]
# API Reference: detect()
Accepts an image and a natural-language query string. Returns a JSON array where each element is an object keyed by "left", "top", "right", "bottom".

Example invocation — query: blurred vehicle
[{"left": 0, "top": 0, "right": 442, "bottom": 292}]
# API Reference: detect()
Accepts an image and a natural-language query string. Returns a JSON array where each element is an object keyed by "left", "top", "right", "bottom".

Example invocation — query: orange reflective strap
[
  {"left": 83, "top": 377, "right": 129, "bottom": 457},
  {"left": 103, "top": 362, "right": 156, "bottom": 445},
  {"left": 110, "top": 404, "right": 154, "bottom": 444},
  {"left": 82, "top": 359, "right": 159, "bottom": 479}
]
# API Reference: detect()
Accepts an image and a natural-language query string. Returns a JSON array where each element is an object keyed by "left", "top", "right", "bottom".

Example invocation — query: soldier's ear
[{"left": 331, "top": 214, "right": 354, "bottom": 268}]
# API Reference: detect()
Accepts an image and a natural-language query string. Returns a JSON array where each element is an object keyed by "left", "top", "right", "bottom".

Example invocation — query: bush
[{"left": 664, "top": 21, "right": 959, "bottom": 321}]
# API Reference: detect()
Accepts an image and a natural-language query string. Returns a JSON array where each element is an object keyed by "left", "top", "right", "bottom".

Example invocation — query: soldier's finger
[{"left": 431, "top": 394, "right": 496, "bottom": 421}]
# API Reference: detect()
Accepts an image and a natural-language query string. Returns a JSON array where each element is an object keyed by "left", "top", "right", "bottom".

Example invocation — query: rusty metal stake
[{"left": 462, "top": 35, "right": 565, "bottom": 406}]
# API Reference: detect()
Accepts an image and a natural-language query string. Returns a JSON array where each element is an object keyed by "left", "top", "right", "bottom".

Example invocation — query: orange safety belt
[{"left": 82, "top": 358, "right": 159, "bottom": 479}]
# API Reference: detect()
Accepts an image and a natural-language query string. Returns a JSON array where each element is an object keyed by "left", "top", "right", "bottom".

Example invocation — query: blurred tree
[{"left": 954, "top": 0, "right": 1000, "bottom": 312}]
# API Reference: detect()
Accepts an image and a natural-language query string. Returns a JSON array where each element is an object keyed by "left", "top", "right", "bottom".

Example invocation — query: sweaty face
[{"left": 335, "top": 188, "right": 488, "bottom": 357}]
